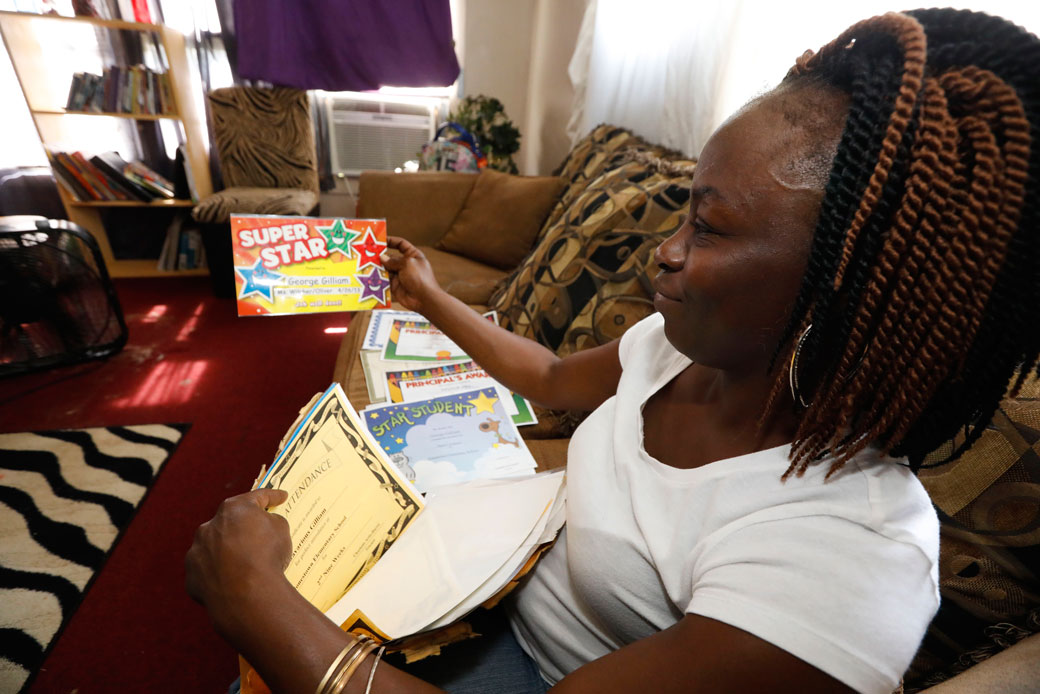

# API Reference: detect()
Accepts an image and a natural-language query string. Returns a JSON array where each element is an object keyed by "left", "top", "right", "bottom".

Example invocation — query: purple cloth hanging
[{"left": 235, "top": 0, "right": 460, "bottom": 91}]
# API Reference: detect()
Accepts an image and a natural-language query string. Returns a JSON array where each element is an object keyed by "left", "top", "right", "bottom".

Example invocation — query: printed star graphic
[
  {"left": 317, "top": 219, "right": 360, "bottom": 258},
  {"left": 235, "top": 260, "right": 283, "bottom": 302},
  {"left": 350, "top": 228, "right": 387, "bottom": 271},
  {"left": 468, "top": 391, "right": 498, "bottom": 414},
  {"left": 358, "top": 267, "right": 391, "bottom": 304}
]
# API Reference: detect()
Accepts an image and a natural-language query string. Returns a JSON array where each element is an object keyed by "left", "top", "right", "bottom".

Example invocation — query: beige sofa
[{"left": 333, "top": 125, "right": 1040, "bottom": 693}]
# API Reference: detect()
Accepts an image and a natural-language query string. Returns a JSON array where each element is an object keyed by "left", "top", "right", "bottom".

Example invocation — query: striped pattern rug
[{"left": 0, "top": 424, "right": 188, "bottom": 694}]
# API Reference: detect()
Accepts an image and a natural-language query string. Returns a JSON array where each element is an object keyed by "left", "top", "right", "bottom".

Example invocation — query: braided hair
[{"left": 767, "top": 9, "right": 1040, "bottom": 478}]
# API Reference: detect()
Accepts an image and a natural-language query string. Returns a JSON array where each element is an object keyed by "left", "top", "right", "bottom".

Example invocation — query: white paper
[
  {"left": 323, "top": 471, "right": 565, "bottom": 638},
  {"left": 426, "top": 475, "right": 567, "bottom": 629}
]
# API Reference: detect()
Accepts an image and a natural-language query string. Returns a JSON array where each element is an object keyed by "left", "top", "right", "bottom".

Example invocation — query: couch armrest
[
  {"left": 918, "top": 633, "right": 1040, "bottom": 693},
  {"left": 356, "top": 171, "right": 478, "bottom": 247}
]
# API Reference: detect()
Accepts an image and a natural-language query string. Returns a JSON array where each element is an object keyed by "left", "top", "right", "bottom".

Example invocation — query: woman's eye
[{"left": 692, "top": 219, "right": 717, "bottom": 235}]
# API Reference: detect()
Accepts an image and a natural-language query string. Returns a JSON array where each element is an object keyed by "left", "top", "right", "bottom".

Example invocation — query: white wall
[{"left": 458, "top": 0, "right": 587, "bottom": 175}]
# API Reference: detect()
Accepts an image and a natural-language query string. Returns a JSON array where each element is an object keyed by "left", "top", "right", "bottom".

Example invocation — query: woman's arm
[
  {"left": 381, "top": 237, "right": 621, "bottom": 412},
  {"left": 553, "top": 615, "right": 855, "bottom": 694},
  {"left": 188, "top": 492, "right": 857, "bottom": 694}
]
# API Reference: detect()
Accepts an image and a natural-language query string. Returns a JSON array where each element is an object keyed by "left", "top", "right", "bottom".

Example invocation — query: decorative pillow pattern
[
  {"left": 904, "top": 375, "right": 1040, "bottom": 691},
  {"left": 542, "top": 125, "right": 681, "bottom": 243},
  {"left": 552, "top": 231, "right": 663, "bottom": 359},
  {"left": 490, "top": 159, "right": 694, "bottom": 352}
]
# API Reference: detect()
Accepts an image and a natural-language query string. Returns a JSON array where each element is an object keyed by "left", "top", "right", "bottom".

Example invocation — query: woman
[{"left": 186, "top": 9, "right": 1040, "bottom": 694}]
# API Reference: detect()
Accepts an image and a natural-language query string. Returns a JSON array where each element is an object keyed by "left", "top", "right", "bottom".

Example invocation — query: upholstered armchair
[{"left": 192, "top": 86, "right": 320, "bottom": 296}]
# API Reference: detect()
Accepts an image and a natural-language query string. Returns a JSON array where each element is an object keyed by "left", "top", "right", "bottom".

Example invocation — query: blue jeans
[
  {"left": 389, "top": 609, "right": 549, "bottom": 694},
  {"left": 229, "top": 609, "right": 549, "bottom": 694}
]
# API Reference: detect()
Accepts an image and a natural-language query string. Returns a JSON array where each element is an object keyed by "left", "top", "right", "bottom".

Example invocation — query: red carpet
[{"left": 0, "top": 276, "right": 352, "bottom": 693}]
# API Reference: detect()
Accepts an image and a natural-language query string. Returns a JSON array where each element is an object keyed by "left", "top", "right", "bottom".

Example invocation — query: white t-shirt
[{"left": 507, "top": 312, "right": 940, "bottom": 694}]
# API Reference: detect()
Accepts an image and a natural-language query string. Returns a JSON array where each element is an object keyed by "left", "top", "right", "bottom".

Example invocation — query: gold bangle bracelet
[
  {"left": 315, "top": 636, "right": 371, "bottom": 694},
  {"left": 364, "top": 646, "right": 386, "bottom": 694},
  {"left": 328, "top": 640, "right": 379, "bottom": 694}
]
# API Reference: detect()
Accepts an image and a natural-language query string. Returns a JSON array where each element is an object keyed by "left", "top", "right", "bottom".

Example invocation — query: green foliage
[{"left": 447, "top": 95, "right": 521, "bottom": 174}]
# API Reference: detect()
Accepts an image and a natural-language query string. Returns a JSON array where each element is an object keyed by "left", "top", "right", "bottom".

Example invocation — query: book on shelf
[
  {"left": 90, "top": 151, "right": 160, "bottom": 201},
  {"left": 63, "top": 66, "right": 172, "bottom": 115},
  {"left": 47, "top": 151, "right": 93, "bottom": 201},
  {"left": 237, "top": 383, "right": 564, "bottom": 693},
  {"left": 46, "top": 147, "right": 183, "bottom": 204},
  {"left": 174, "top": 144, "right": 198, "bottom": 202},
  {"left": 71, "top": 151, "right": 124, "bottom": 200}
]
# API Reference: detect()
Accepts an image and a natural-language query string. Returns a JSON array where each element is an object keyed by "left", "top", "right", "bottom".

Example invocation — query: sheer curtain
[{"left": 569, "top": 0, "right": 1040, "bottom": 158}]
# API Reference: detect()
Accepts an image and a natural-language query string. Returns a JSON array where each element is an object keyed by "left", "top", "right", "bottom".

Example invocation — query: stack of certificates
[
  {"left": 255, "top": 383, "right": 565, "bottom": 644},
  {"left": 357, "top": 309, "right": 539, "bottom": 493}
]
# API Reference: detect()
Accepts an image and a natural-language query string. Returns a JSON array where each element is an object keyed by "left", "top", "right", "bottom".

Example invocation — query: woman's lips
[{"left": 653, "top": 290, "right": 680, "bottom": 312}]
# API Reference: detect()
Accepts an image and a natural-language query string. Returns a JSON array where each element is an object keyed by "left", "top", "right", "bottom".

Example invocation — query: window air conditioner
[{"left": 327, "top": 96, "right": 440, "bottom": 176}]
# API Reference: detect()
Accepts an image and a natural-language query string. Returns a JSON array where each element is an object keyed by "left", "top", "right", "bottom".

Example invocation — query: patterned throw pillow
[
  {"left": 489, "top": 158, "right": 694, "bottom": 353},
  {"left": 542, "top": 124, "right": 684, "bottom": 243},
  {"left": 903, "top": 375, "right": 1040, "bottom": 691}
]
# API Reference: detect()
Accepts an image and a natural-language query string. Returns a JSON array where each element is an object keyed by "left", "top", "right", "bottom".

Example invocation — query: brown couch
[{"left": 333, "top": 125, "right": 1040, "bottom": 692}]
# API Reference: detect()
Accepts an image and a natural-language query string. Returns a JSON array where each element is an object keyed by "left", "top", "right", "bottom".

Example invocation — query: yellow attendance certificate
[{"left": 258, "top": 384, "right": 424, "bottom": 612}]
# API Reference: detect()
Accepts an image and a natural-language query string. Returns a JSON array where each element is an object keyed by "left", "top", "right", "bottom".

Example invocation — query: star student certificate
[{"left": 230, "top": 215, "right": 392, "bottom": 317}]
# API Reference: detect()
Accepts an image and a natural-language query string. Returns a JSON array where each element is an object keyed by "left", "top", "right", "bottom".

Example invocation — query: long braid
[{"left": 771, "top": 9, "right": 1039, "bottom": 476}]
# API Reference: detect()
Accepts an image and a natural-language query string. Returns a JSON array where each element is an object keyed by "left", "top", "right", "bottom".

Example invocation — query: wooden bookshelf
[
  {"left": 67, "top": 199, "right": 196, "bottom": 208},
  {"left": 33, "top": 109, "right": 180, "bottom": 119},
  {"left": 0, "top": 10, "right": 213, "bottom": 278}
]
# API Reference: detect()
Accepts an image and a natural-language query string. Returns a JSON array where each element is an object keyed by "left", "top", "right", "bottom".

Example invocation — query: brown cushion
[
  {"left": 357, "top": 171, "right": 477, "bottom": 247},
  {"left": 191, "top": 186, "right": 318, "bottom": 224},
  {"left": 436, "top": 169, "right": 566, "bottom": 270},
  {"left": 417, "top": 245, "right": 510, "bottom": 305}
]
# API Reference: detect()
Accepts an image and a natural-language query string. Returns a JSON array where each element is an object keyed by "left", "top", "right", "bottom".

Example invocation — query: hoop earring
[{"left": 789, "top": 323, "right": 812, "bottom": 409}]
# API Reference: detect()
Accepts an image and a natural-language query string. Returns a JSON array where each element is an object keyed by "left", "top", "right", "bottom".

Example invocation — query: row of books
[
  {"left": 47, "top": 149, "right": 176, "bottom": 203},
  {"left": 65, "top": 66, "right": 174, "bottom": 116},
  {"left": 158, "top": 218, "right": 205, "bottom": 271},
  {"left": 69, "top": 0, "right": 162, "bottom": 24}
]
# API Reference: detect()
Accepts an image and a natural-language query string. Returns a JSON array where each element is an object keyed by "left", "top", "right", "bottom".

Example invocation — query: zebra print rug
[{"left": 0, "top": 424, "right": 188, "bottom": 694}]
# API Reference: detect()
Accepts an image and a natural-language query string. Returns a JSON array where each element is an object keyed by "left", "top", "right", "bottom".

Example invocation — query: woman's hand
[
  {"left": 185, "top": 488, "right": 291, "bottom": 630},
  {"left": 381, "top": 236, "right": 443, "bottom": 315}
]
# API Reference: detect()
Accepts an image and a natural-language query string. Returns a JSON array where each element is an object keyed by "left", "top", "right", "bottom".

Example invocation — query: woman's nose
[{"left": 654, "top": 229, "right": 686, "bottom": 272}]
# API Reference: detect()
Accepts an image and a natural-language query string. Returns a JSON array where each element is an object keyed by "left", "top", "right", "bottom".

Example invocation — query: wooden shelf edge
[
  {"left": 67, "top": 199, "right": 196, "bottom": 208},
  {"left": 0, "top": 10, "right": 162, "bottom": 32},
  {"left": 33, "top": 109, "right": 181, "bottom": 120}
]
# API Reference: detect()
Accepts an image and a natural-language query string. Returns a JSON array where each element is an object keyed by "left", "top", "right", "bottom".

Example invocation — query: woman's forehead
[{"left": 696, "top": 94, "right": 842, "bottom": 198}]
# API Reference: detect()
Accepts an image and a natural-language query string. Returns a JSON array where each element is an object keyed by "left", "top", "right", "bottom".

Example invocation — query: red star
[{"left": 351, "top": 229, "right": 387, "bottom": 271}]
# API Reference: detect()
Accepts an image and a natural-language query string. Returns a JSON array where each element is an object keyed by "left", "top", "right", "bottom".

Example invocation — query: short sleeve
[
  {"left": 687, "top": 514, "right": 938, "bottom": 694},
  {"left": 617, "top": 312, "right": 665, "bottom": 367}
]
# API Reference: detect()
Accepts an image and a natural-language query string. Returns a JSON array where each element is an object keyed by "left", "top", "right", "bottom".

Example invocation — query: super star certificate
[{"left": 230, "top": 214, "right": 392, "bottom": 316}]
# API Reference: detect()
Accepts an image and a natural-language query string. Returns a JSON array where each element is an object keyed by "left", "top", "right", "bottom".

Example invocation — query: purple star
[{"left": 358, "top": 267, "right": 390, "bottom": 304}]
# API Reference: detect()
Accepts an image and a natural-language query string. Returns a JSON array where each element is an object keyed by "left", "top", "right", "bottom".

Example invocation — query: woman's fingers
[{"left": 247, "top": 487, "right": 288, "bottom": 509}]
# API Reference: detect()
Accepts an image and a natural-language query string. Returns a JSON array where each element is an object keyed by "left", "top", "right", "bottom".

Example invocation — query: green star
[{"left": 317, "top": 219, "right": 360, "bottom": 257}]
